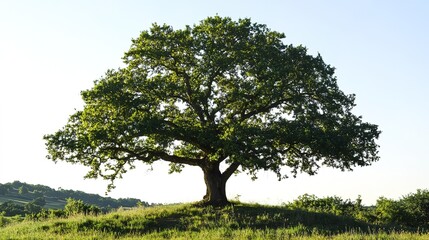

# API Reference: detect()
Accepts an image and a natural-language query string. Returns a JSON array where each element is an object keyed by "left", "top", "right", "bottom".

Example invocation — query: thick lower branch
[
  {"left": 221, "top": 162, "right": 240, "bottom": 182},
  {"left": 156, "top": 151, "right": 202, "bottom": 166},
  {"left": 103, "top": 146, "right": 202, "bottom": 166}
]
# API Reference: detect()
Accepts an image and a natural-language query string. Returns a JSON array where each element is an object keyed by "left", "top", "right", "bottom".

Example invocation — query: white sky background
[{"left": 0, "top": 0, "right": 428, "bottom": 205}]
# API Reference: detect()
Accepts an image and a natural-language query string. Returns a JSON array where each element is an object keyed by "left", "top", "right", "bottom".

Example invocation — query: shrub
[
  {"left": 285, "top": 194, "right": 364, "bottom": 218},
  {"left": 0, "top": 212, "right": 9, "bottom": 227},
  {"left": 372, "top": 190, "right": 429, "bottom": 228},
  {"left": 64, "top": 198, "right": 101, "bottom": 216},
  {"left": 24, "top": 202, "right": 42, "bottom": 214},
  {"left": 400, "top": 189, "right": 429, "bottom": 227},
  {"left": 373, "top": 197, "right": 405, "bottom": 225},
  {"left": 0, "top": 201, "right": 26, "bottom": 216}
]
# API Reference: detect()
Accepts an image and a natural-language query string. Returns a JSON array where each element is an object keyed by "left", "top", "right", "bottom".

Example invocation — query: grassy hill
[
  {"left": 1, "top": 182, "right": 429, "bottom": 239},
  {"left": 1, "top": 203, "right": 428, "bottom": 239}
]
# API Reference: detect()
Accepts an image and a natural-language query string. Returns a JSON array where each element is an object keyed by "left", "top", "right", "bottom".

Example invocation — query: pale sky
[{"left": 1, "top": 0, "right": 428, "bottom": 205}]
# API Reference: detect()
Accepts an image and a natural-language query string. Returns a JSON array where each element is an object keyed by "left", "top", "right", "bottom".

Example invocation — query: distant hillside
[{"left": 0, "top": 181, "right": 151, "bottom": 211}]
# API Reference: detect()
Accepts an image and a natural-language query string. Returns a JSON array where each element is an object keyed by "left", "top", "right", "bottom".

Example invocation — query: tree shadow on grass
[{"left": 228, "top": 204, "right": 371, "bottom": 233}]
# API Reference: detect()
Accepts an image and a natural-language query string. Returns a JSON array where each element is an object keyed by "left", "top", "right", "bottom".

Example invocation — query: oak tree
[{"left": 44, "top": 16, "right": 380, "bottom": 206}]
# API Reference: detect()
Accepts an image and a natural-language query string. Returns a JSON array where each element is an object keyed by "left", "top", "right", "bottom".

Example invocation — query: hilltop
[{"left": 1, "top": 187, "right": 429, "bottom": 239}]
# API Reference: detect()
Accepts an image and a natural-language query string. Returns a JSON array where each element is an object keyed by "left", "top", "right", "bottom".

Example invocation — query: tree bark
[
  {"left": 200, "top": 161, "right": 240, "bottom": 206},
  {"left": 201, "top": 162, "right": 227, "bottom": 206}
]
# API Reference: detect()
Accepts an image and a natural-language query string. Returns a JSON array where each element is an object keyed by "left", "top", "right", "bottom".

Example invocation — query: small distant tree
[
  {"left": 11, "top": 181, "right": 22, "bottom": 188},
  {"left": 87, "top": 204, "right": 101, "bottom": 215},
  {"left": 18, "top": 186, "right": 28, "bottom": 195},
  {"left": 44, "top": 16, "right": 380, "bottom": 206},
  {"left": 24, "top": 202, "right": 42, "bottom": 214},
  {"left": 64, "top": 198, "right": 100, "bottom": 216},
  {"left": 64, "top": 198, "right": 86, "bottom": 216},
  {"left": 32, "top": 197, "right": 46, "bottom": 207}
]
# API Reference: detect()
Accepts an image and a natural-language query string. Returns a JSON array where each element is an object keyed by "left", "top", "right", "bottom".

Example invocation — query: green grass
[{"left": 0, "top": 203, "right": 428, "bottom": 239}]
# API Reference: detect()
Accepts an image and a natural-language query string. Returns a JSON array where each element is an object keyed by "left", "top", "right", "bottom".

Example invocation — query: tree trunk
[{"left": 201, "top": 162, "right": 228, "bottom": 206}]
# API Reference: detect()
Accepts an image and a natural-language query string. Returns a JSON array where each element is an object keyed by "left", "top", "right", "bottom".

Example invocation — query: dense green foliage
[
  {"left": 64, "top": 198, "right": 101, "bottom": 216},
  {"left": 0, "top": 201, "right": 26, "bottom": 217},
  {"left": 285, "top": 189, "right": 429, "bottom": 229},
  {"left": 44, "top": 16, "right": 380, "bottom": 205},
  {"left": 0, "top": 181, "right": 149, "bottom": 216},
  {"left": 372, "top": 189, "right": 429, "bottom": 228},
  {"left": 286, "top": 194, "right": 365, "bottom": 218}
]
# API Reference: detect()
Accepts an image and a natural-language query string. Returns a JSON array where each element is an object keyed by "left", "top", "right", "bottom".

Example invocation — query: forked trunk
[{"left": 201, "top": 162, "right": 228, "bottom": 206}]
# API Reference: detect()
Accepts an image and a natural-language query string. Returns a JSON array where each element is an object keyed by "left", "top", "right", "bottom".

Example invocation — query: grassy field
[{"left": 1, "top": 203, "right": 428, "bottom": 239}]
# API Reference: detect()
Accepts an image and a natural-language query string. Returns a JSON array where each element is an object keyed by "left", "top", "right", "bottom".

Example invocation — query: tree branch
[
  {"left": 161, "top": 120, "right": 214, "bottom": 154},
  {"left": 240, "top": 98, "right": 292, "bottom": 121},
  {"left": 168, "top": 55, "right": 207, "bottom": 124},
  {"left": 182, "top": 74, "right": 207, "bottom": 123},
  {"left": 104, "top": 146, "right": 154, "bottom": 162},
  {"left": 103, "top": 145, "right": 202, "bottom": 166},
  {"left": 221, "top": 162, "right": 241, "bottom": 182},
  {"left": 155, "top": 151, "right": 202, "bottom": 166},
  {"left": 204, "top": 67, "right": 223, "bottom": 122}
]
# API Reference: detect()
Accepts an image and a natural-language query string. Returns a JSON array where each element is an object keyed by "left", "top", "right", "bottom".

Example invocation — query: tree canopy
[{"left": 44, "top": 16, "right": 380, "bottom": 205}]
